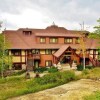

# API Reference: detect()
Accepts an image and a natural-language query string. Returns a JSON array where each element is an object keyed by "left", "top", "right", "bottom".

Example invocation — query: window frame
[
  {"left": 11, "top": 50, "right": 21, "bottom": 56},
  {"left": 40, "top": 37, "right": 46, "bottom": 43},
  {"left": 64, "top": 38, "right": 73, "bottom": 44},
  {"left": 49, "top": 37, "right": 58, "bottom": 43},
  {"left": 45, "top": 49, "right": 52, "bottom": 54},
  {"left": 23, "top": 31, "right": 32, "bottom": 35},
  {"left": 45, "top": 60, "right": 52, "bottom": 67}
]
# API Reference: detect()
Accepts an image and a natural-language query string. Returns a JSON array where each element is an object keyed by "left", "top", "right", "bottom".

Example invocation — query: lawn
[
  {"left": 0, "top": 70, "right": 77, "bottom": 100},
  {"left": 82, "top": 67, "right": 100, "bottom": 100},
  {"left": 0, "top": 67, "right": 100, "bottom": 100},
  {"left": 84, "top": 91, "right": 100, "bottom": 100}
]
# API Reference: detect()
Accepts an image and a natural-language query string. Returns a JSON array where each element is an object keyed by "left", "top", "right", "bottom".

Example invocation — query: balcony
[
  {"left": 33, "top": 54, "right": 40, "bottom": 60},
  {"left": 27, "top": 54, "right": 40, "bottom": 60}
]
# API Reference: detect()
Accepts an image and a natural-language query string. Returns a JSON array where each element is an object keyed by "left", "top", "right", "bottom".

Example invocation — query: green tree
[
  {"left": 0, "top": 26, "right": 12, "bottom": 78},
  {"left": 89, "top": 18, "right": 100, "bottom": 61},
  {"left": 89, "top": 18, "right": 100, "bottom": 39},
  {"left": 94, "top": 18, "right": 100, "bottom": 34}
]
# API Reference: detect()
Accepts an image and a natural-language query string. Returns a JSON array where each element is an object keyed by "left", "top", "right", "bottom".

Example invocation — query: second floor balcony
[{"left": 27, "top": 54, "right": 40, "bottom": 60}]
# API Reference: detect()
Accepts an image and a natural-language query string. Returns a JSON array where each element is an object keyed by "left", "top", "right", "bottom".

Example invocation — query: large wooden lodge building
[{"left": 4, "top": 24, "right": 100, "bottom": 70}]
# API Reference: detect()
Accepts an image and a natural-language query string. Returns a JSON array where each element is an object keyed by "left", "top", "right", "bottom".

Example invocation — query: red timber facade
[{"left": 4, "top": 25, "right": 100, "bottom": 70}]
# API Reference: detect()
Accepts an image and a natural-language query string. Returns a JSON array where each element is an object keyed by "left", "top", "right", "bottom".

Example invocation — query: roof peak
[{"left": 46, "top": 24, "right": 67, "bottom": 31}]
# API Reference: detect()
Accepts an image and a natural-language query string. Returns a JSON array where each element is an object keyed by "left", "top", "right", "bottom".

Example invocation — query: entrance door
[
  {"left": 66, "top": 56, "right": 71, "bottom": 63},
  {"left": 61, "top": 56, "right": 71, "bottom": 64},
  {"left": 34, "top": 60, "right": 39, "bottom": 68}
]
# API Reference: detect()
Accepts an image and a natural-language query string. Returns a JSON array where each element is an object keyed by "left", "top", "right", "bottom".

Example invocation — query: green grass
[
  {"left": 84, "top": 91, "right": 100, "bottom": 100},
  {"left": 0, "top": 70, "right": 77, "bottom": 100},
  {"left": 0, "top": 68, "right": 100, "bottom": 100},
  {"left": 48, "top": 67, "right": 58, "bottom": 73},
  {"left": 82, "top": 68, "right": 100, "bottom": 100},
  {"left": 81, "top": 67, "right": 100, "bottom": 79}
]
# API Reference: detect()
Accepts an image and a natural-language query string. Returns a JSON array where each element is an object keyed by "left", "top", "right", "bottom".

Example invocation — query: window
[
  {"left": 35, "top": 49, "right": 40, "bottom": 54},
  {"left": 45, "top": 60, "right": 52, "bottom": 67},
  {"left": 64, "top": 38, "right": 73, "bottom": 43},
  {"left": 50, "top": 38, "right": 58, "bottom": 43},
  {"left": 76, "top": 38, "right": 80, "bottom": 43},
  {"left": 11, "top": 50, "right": 21, "bottom": 56},
  {"left": 40, "top": 37, "right": 46, "bottom": 43},
  {"left": 23, "top": 31, "right": 32, "bottom": 35},
  {"left": 45, "top": 49, "right": 52, "bottom": 54}
]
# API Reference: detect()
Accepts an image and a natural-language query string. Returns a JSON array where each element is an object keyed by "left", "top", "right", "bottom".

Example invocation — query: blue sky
[{"left": 0, "top": 0, "right": 100, "bottom": 31}]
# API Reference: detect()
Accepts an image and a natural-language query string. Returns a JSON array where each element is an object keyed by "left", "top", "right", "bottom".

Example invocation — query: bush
[
  {"left": 48, "top": 67, "right": 58, "bottom": 73},
  {"left": 34, "top": 67, "right": 48, "bottom": 73},
  {"left": 85, "top": 66, "right": 93, "bottom": 69},
  {"left": 77, "top": 65, "right": 94, "bottom": 71},
  {"left": 12, "top": 70, "right": 26, "bottom": 76},
  {"left": 35, "top": 71, "right": 75, "bottom": 85},
  {"left": 77, "top": 64, "right": 84, "bottom": 71}
]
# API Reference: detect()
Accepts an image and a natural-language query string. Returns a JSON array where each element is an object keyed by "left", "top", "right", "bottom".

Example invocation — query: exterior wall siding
[
  {"left": 58, "top": 38, "right": 64, "bottom": 44},
  {"left": 39, "top": 55, "right": 53, "bottom": 67}
]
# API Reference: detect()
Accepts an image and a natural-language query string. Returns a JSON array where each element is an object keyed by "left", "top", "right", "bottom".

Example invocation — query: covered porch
[{"left": 53, "top": 46, "right": 80, "bottom": 67}]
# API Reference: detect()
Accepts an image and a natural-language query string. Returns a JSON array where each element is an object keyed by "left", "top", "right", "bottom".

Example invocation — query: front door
[
  {"left": 61, "top": 56, "right": 71, "bottom": 64},
  {"left": 66, "top": 56, "right": 71, "bottom": 63}
]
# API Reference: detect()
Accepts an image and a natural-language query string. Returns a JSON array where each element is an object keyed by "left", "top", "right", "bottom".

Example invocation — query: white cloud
[
  {"left": 1, "top": 8, "right": 52, "bottom": 29},
  {"left": 0, "top": 0, "right": 100, "bottom": 32}
]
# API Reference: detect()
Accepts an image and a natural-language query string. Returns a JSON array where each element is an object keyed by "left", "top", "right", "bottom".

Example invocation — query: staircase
[
  {"left": 61, "top": 64, "right": 70, "bottom": 71},
  {"left": 89, "top": 55, "right": 100, "bottom": 67},
  {"left": 60, "top": 63, "right": 77, "bottom": 71}
]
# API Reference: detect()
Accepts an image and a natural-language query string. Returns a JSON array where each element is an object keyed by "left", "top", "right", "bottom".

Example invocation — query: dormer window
[{"left": 23, "top": 31, "right": 32, "bottom": 35}]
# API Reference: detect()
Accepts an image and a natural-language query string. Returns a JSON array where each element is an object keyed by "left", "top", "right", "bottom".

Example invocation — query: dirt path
[{"left": 9, "top": 79, "right": 100, "bottom": 100}]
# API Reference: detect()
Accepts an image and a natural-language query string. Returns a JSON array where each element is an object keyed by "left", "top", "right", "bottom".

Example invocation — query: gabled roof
[
  {"left": 53, "top": 45, "right": 69, "bottom": 58},
  {"left": 3, "top": 25, "right": 100, "bottom": 50}
]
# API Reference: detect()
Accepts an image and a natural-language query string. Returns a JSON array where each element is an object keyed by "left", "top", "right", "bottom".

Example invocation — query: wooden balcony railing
[
  {"left": 27, "top": 54, "right": 40, "bottom": 60},
  {"left": 33, "top": 54, "right": 40, "bottom": 60}
]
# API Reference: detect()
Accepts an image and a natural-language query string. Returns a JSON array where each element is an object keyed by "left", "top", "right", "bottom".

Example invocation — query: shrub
[
  {"left": 35, "top": 71, "right": 75, "bottom": 85},
  {"left": 48, "top": 67, "right": 58, "bottom": 73},
  {"left": 77, "top": 64, "right": 84, "bottom": 71},
  {"left": 35, "top": 73, "right": 58, "bottom": 85},
  {"left": 12, "top": 70, "right": 26, "bottom": 76},
  {"left": 85, "top": 66, "right": 93, "bottom": 69},
  {"left": 60, "top": 71, "right": 76, "bottom": 83},
  {"left": 34, "top": 67, "right": 48, "bottom": 73}
]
